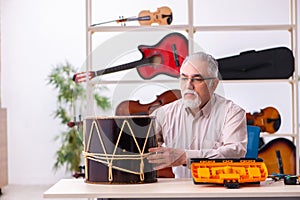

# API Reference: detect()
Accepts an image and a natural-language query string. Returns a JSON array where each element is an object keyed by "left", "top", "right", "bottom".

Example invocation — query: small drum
[{"left": 83, "top": 115, "right": 157, "bottom": 184}]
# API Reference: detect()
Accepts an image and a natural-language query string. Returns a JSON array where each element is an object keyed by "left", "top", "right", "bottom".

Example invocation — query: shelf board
[
  {"left": 89, "top": 79, "right": 179, "bottom": 86},
  {"left": 88, "top": 24, "right": 296, "bottom": 33},
  {"left": 260, "top": 133, "right": 297, "bottom": 137},
  {"left": 88, "top": 78, "right": 295, "bottom": 85},
  {"left": 194, "top": 24, "right": 296, "bottom": 32},
  {"left": 88, "top": 25, "right": 189, "bottom": 33},
  {"left": 220, "top": 79, "right": 295, "bottom": 84}
]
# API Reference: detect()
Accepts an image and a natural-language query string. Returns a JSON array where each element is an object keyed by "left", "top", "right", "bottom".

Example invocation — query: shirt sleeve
[{"left": 203, "top": 104, "right": 248, "bottom": 159}]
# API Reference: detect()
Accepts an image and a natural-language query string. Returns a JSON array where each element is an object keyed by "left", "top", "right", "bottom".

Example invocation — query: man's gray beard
[{"left": 182, "top": 90, "right": 201, "bottom": 109}]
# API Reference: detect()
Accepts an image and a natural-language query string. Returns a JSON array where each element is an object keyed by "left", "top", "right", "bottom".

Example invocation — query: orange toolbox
[{"left": 190, "top": 158, "right": 268, "bottom": 188}]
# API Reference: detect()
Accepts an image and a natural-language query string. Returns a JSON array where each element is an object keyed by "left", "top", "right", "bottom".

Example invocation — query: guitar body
[
  {"left": 137, "top": 32, "right": 188, "bottom": 79},
  {"left": 258, "top": 138, "right": 296, "bottom": 175}
]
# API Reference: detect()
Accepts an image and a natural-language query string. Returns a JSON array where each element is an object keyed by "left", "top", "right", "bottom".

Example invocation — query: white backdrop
[{"left": 1, "top": 0, "right": 300, "bottom": 185}]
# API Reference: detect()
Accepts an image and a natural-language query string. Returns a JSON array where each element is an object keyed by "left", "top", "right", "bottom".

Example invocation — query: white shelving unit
[{"left": 84, "top": 0, "right": 299, "bottom": 174}]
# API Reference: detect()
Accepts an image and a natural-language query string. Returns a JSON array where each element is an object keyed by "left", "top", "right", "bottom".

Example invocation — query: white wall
[
  {"left": 0, "top": 0, "right": 299, "bottom": 185},
  {"left": 1, "top": 0, "right": 86, "bottom": 184}
]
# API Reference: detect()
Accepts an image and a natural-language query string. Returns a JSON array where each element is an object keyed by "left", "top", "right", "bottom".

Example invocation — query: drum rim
[{"left": 85, "top": 115, "right": 155, "bottom": 119}]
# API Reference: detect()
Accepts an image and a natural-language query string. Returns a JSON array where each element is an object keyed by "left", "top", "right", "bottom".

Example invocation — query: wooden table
[{"left": 43, "top": 178, "right": 300, "bottom": 200}]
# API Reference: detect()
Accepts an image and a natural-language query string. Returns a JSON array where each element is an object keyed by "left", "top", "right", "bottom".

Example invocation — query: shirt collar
[
  {"left": 183, "top": 94, "right": 216, "bottom": 118},
  {"left": 202, "top": 94, "right": 216, "bottom": 117}
]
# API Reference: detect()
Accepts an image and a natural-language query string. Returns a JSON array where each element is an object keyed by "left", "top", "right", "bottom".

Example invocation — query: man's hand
[{"left": 147, "top": 147, "right": 186, "bottom": 170}]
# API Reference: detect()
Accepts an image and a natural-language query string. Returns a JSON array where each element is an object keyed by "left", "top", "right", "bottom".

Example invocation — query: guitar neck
[{"left": 94, "top": 56, "right": 152, "bottom": 77}]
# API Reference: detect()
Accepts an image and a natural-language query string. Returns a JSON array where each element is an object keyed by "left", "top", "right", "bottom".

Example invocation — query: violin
[
  {"left": 91, "top": 6, "right": 173, "bottom": 26},
  {"left": 246, "top": 106, "right": 281, "bottom": 134},
  {"left": 115, "top": 89, "right": 181, "bottom": 116}
]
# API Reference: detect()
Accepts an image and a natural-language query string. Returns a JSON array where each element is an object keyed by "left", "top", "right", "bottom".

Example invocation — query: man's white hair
[{"left": 180, "top": 51, "right": 219, "bottom": 77}]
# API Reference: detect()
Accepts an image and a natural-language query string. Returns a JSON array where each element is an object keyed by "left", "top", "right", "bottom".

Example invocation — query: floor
[{"left": 0, "top": 184, "right": 85, "bottom": 200}]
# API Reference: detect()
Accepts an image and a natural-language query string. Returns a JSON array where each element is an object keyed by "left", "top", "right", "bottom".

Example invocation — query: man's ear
[{"left": 211, "top": 78, "right": 219, "bottom": 91}]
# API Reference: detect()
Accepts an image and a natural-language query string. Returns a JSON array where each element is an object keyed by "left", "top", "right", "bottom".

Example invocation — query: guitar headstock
[{"left": 72, "top": 71, "right": 96, "bottom": 83}]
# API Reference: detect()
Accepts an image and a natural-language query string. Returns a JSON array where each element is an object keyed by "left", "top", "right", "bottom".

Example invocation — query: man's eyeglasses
[{"left": 180, "top": 76, "right": 216, "bottom": 84}]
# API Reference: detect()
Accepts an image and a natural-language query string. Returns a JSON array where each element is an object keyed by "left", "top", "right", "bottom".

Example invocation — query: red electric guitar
[{"left": 73, "top": 32, "right": 188, "bottom": 83}]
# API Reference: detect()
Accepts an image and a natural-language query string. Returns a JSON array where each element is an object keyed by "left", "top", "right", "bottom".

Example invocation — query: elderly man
[{"left": 148, "top": 51, "right": 247, "bottom": 178}]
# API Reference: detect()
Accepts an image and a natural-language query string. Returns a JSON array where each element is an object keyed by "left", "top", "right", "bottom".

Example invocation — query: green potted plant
[{"left": 47, "top": 61, "right": 110, "bottom": 175}]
